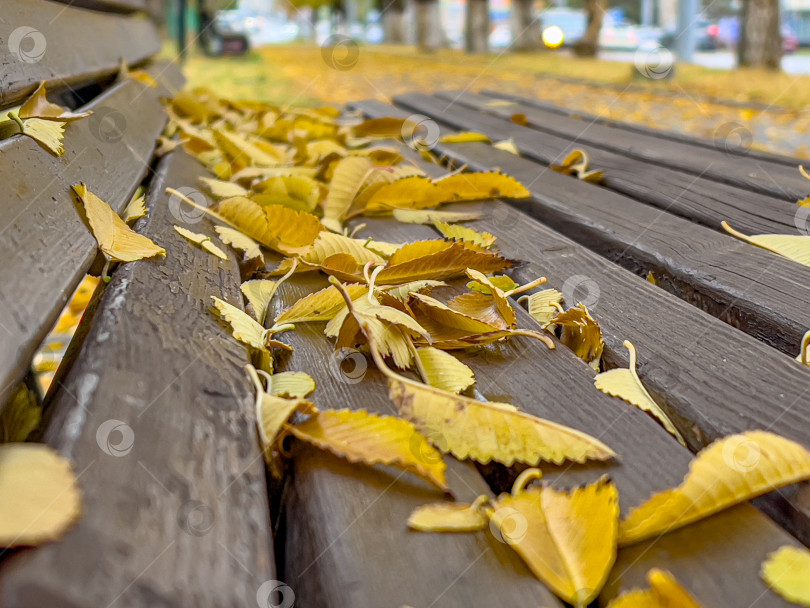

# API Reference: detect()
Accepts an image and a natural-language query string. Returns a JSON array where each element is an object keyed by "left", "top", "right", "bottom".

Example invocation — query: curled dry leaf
[
  {"left": 488, "top": 474, "right": 619, "bottom": 607},
  {"left": 523, "top": 289, "right": 564, "bottom": 326},
  {"left": 173, "top": 225, "right": 228, "bottom": 260},
  {"left": 722, "top": 221, "right": 810, "bottom": 267},
  {"left": 607, "top": 569, "right": 705, "bottom": 608},
  {"left": 551, "top": 304, "right": 604, "bottom": 370},
  {"left": 122, "top": 189, "right": 147, "bottom": 223},
  {"left": 287, "top": 409, "right": 448, "bottom": 492},
  {"left": 241, "top": 279, "right": 277, "bottom": 324},
  {"left": 211, "top": 296, "right": 292, "bottom": 353},
  {"left": 276, "top": 283, "right": 368, "bottom": 324},
  {"left": 415, "top": 346, "right": 475, "bottom": 394},
  {"left": 594, "top": 340, "right": 684, "bottom": 445},
  {"left": 407, "top": 495, "right": 490, "bottom": 532},
  {"left": 0, "top": 444, "right": 82, "bottom": 547},
  {"left": 761, "top": 545, "right": 810, "bottom": 606},
  {"left": 620, "top": 430, "right": 810, "bottom": 546},
  {"left": 215, "top": 226, "right": 264, "bottom": 262},
  {"left": 551, "top": 149, "right": 603, "bottom": 183}
]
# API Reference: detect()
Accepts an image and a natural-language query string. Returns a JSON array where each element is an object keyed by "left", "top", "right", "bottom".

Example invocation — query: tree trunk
[
  {"left": 573, "top": 0, "right": 605, "bottom": 57},
  {"left": 738, "top": 0, "right": 781, "bottom": 70},
  {"left": 512, "top": 0, "right": 542, "bottom": 51},
  {"left": 383, "top": 0, "right": 406, "bottom": 43},
  {"left": 415, "top": 0, "right": 442, "bottom": 52},
  {"left": 465, "top": 0, "right": 489, "bottom": 53}
]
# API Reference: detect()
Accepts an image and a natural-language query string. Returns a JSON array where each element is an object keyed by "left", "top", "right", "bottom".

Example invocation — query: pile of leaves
[{"left": 3, "top": 79, "right": 810, "bottom": 607}]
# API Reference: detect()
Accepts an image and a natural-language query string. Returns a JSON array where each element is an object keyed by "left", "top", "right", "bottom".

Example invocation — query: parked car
[
  {"left": 538, "top": 8, "right": 587, "bottom": 47},
  {"left": 599, "top": 16, "right": 640, "bottom": 50},
  {"left": 714, "top": 16, "right": 797, "bottom": 54}
]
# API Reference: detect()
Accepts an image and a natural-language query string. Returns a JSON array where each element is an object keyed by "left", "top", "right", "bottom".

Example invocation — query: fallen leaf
[
  {"left": 552, "top": 304, "right": 605, "bottom": 370},
  {"left": 269, "top": 371, "right": 317, "bottom": 398},
  {"left": 122, "top": 189, "right": 147, "bottom": 223},
  {"left": 415, "top": 346, "right": 475, "bottom": 394},
  {"left": 761, "top": 545, "right": 810, "bottom": 606},
  {"left": 0, "top": 444, "right": 81, "bottom": 547},
  {"left": 173, "top": 225, "right": 228, "bottom": 260},
  {"left": 434, "top": 221, "right": 496, "bottom": 248},
  {"left": 215, "top": 226, "right": 264, "bottom": 262},
  {"left": 200, "top": 176, "right": 248, "bottom": 198},
  {"left": 407, "top": 495, "right": 489, "bottom": 531},
  {"left": 439, "top": 131, "right": 491, "bottom": 143},
  {"left": 595, "top": 340, "right": 684, "bottom": 445},
  {"left": 523, "top": 289, "right": 564, "bottom": 326},
  {"left": 392, "top": 208, "right": 481, "bottom": 224},
  {"left": 241, "top": 279, "right": 277, "bottom": 324},
  {"left": 607, "top": 569, "right": 705, "bottom": 607},
  {"left": 275, "top": 283, "right": 368, "bottom": 323},
  {"left": 722, "top": 221, "right": 810, "bottom": 267},
  {"left": 489, "top": 475, "right": 618, "bottom": 606},
  {"left": 19, "top": 82, "right": 92, "bottom": 122},
  {"left": 433, "top": 171, "right": 530, "bottom": 202},
  {"left": 211, "top": 296, "right": 291, "bottom": 353},
  {"left": 620, "top": 430, "right": 810, "bottom": 545}
]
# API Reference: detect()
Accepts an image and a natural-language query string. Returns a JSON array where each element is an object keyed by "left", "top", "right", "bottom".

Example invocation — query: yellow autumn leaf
[
  {"left": 393, "top": 208, "right": 482, "bottom": 224},
  {"left": 252, "top": 175, "right": 322, "bottom": 212},
  {"left": 433, "top": 171, "right": 530, "bottom": 202},
  {"left": 382, "top": 361, "right": 615, "bottom": 466},
  {"left": 122, "top": 189, "right": 146, "bottom": 223},
  {"left": 552, "top": 304, "right": 605, "bottom": 370},
  {"left": 214, "top": 226, "right": 264, "bottom": 262},
  {"left": 214, "top": 128, "right": 281, "bottom": 167},
  {"left": 722, "top": 221, "right": 810, "bottom": 267},
  {"left": 409, "top": 291, "right": 503, "bottom": 337},
  {"left": 415, "top": 346, "right": 475, "bottom": 394},
  {"left": 439, "top": 131, "right": 491, "bottom": 143},
  {"left": 608, "top": 569, "right": 705, "bottom": 608},
  {"left": 551, "top": 149, "right": 603, "bottom": 183},
  {"left": 72, "top": 184, "right": 166, "bottom": 268},
  {"left": 493, "top": 138, "right": 520, "bottom": 155},
  {"left": 321, "top": 156, "right": 375, "bottom": 231},
  {"left": 287, "top": 408, "right": 448, "bottom": 492},
  {"left": 761, "top": 545, "right": 810, "bottom": 606},
  {"left": 241, "top": 279, "right": 277, "bottom": 324},
  {"left": 19, "top": 82, "right": 92, "bottom": 122},
  {"left": 381, "top": 280, "right": 446, "bottom": 302},
  {"left": 200, "top": 176, "right": 248, "bottom": 199},
  {"left": 269, "top": 371, "right": 316, "bottom": 399},
  {"left": 523, "top": 289, "right": 564, "bottom": 326},
  {"left": 276, "top": 232, "right": 385, "bottom": 275},
  {"left": 434, "top": 221, "right": 496, "bottom": 248},
  {"left": 620, "top": 430, "right": 810, "bottom": 545},
  {"left": 217, "top": 197, "right": 322, "bottom": 255},
  {"left": 173, "top": 225, "right": 228, "bottom": 260},
  {"left": 489, "top": 476, "right": 618, "bottom": 607},
  {"left": 376, "top": 241, "right": 513, "bottom": 284},
  {"left": 0, "top": 444, "right": 82, "bottom": 547},
  {"left": 407, "top": 495, "right": 489, "bottom": 532},
  {"left": 463, "top": 269, "right": 518, "bottom": 328},
  {"left": 275, "top": 283, "right": 368, "bottom": 323},
  {"left": 352, "top": 116, "right": 407, "bottom": 138},
  {"left": 0, "top": 114, "right": 68, "bottom": 156},
  {"left": 467, "top": 275, "right": 519, "bottom": 295},
  {"left": 211, "top": 296, "right": 291, "bottom": 353},
  {"left": 594, "top": 340, "right": 684, "bottom": 445},
  {"left": 0, "top": 384, "right": 41, "bottom": 443}
]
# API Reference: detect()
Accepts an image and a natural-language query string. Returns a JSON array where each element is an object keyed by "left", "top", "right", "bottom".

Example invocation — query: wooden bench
[
  {"left": 0, "top": 3, "right": 275, "bottom": 606},
  {"left": 2, "top": 6, "right": 810, "bottom": 606}
]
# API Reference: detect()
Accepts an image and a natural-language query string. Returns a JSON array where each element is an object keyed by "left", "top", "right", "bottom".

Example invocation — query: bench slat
[
  {"left": 0, "top": 0, "right": 160, "bottom": 107},
  {"left": 433, "top": 90, "right": 801, "bottom": 235},
  {"left": 0, "top": 150, "right": 276, "bottom": 607},
  {"left": 49, "top": 0, "right": 148, "bottom": 13},
  {"left": 0, "top": 61, "right": 181, "bottom": 409},
  {"left": 351, "top": 99, "right": 810, "bottom": 546},
  {"left": 270, "top": 273, "right": 565, "bottom": 608},
  {"left": 480, "top": 89, "right": 805, "bottom": 168},
  {"left": 392, "top": 92, "right": 810, "bottom": 358},
  {"left": 429, "top": 91, "right": 808, "bottom": 201}
]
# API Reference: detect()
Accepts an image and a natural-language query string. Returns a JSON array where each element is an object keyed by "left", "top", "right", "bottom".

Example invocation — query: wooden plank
[
  {"left": 0, "top": 0, "right": 160, "bottom": 107},
  {"left": 0, "top": 62, "right": 183, "bottom": 409},
  {"left": 479, "top": 88, "right": 805, "bottom": 168},
  {"left": 350, "top": 100, "right": 810, "bottom": 546},
  {"left": 0, "top": 150, "right": 276, "bottom": 607},
  {"left": 390, "top": 92, "right": 810, "bottom": 358},
  {"left": 431, "top": 90, "right": 801, "bottom": 235},
  {"left": 269, "top": 273, "right": 565, "bottom": 608},
  {"left": 49, "top": 0, "right": 148, "bottom": 13},
  {"left": 426, "top": 91, "right": 809, "bottom": 201},
  {"left": 318, "top": 198, "right": 802, "bottom": 606}
]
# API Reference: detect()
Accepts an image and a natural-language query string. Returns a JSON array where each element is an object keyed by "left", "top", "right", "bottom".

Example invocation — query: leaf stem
[{"left": 512, "top": 468, "right": 543, "bottom": 495}]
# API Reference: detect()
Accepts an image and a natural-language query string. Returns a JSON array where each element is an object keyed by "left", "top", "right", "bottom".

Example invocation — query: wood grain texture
[
  {"left": 432, "top": 90, "right": 802, "bottom": 235},
  {"left": 0, "top": 61, "right": 183, "bottom": 409},
  {"left": 479, "top": 88, "right": 805, "bottom": 168},
  {"left": 268, "top": 273, "right": 564, "bottom": 608},
  {"left": 0, "top": 0, "right": 160, "bottom": 106},
  {"left": 0, "top": 150, "right": 275, "bottom": 608},
  {"left": 331, "top": 210, "right": 800, "bottom": 607},
  {"left": 390, "top": 93, "right": 810, "bottom": 359},
  {"left": 48, "top": 0, "right": 148, "bottom": 13},
  {"left": 426, "top": 91, "right": 810, "bottom": 201},
  {"left": 350, "top": 100, "right": 810, "bottom": 544}
]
